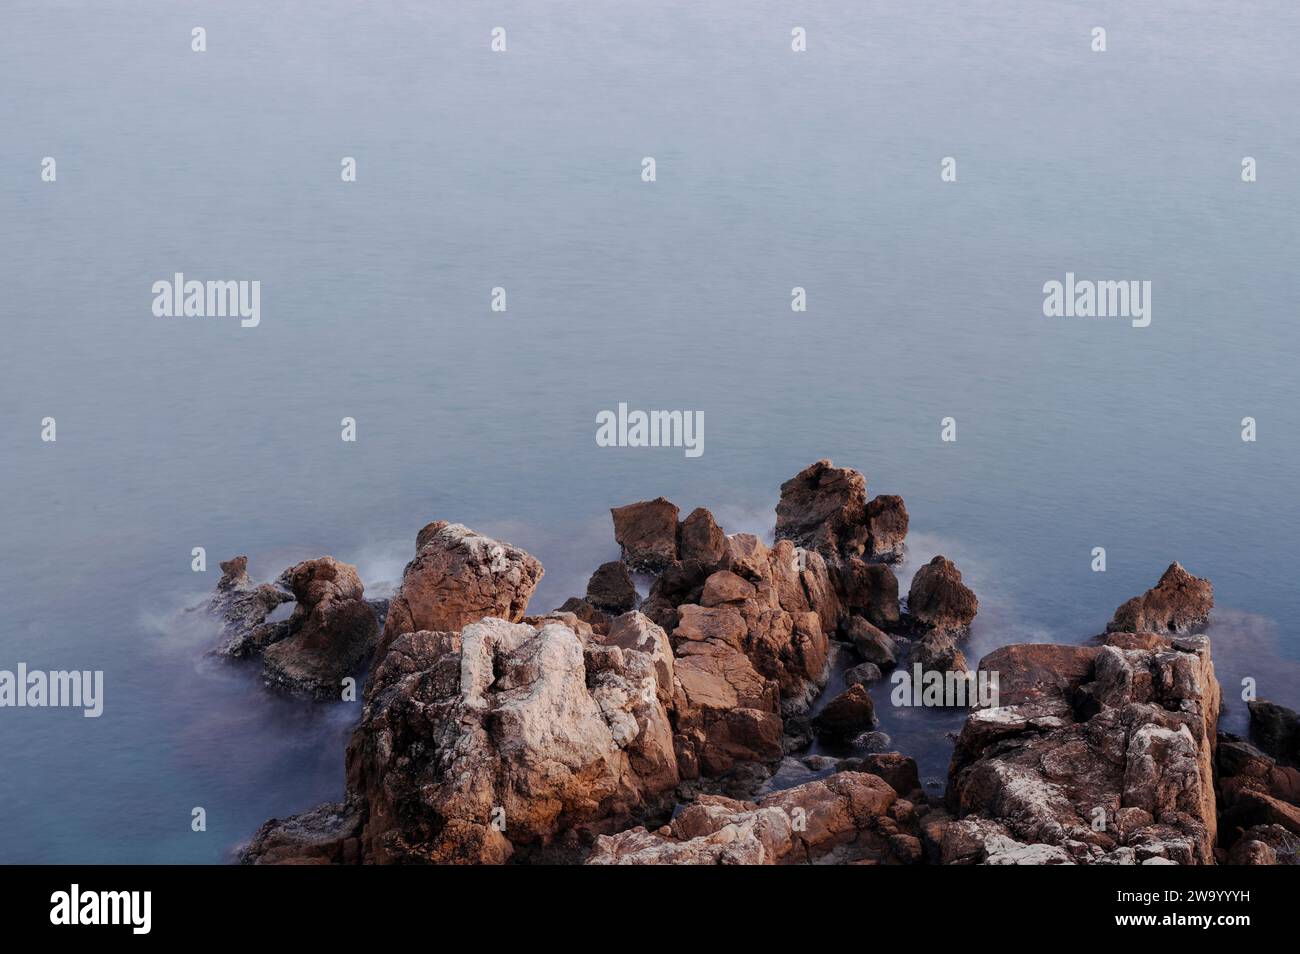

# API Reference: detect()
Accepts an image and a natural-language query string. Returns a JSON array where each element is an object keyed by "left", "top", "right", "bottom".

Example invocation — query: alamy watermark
[
  {"left": 890, "top": 664, "right": 999, "bottom": 708},
  {"left": 1042, "top": 272, "right": 1151, "bottom": 328},
  {"left": 151, "top": 273, "right": 261, "bottom": 327},
  {"left": 595, "top": 402, "right": 703, "bottom": 458},
  {"left": 0, "top": 664, "right": 104, "bottom": 717}
]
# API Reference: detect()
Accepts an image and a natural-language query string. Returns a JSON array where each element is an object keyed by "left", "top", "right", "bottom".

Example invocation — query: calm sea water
[{"left": 3, "top": 1, "right": 1298, "bottom": 862}]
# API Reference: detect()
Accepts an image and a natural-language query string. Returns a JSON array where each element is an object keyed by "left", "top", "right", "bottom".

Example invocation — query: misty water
[{"left": 3, "top": 2, "right": 1299, "bottom": 861}]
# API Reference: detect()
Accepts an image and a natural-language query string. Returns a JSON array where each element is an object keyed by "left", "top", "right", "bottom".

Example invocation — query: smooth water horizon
[{"left": 3, "top": 1, "right": 1298, "bottom": 862}]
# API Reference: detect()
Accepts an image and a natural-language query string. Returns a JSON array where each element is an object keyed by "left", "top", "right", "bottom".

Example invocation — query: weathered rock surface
[
  {"left": 947, "top": 633, "right": 1221, "bottom": 865},
  {"left": 839, "top": 558, "right": 901, "bottom": 630},
  {"left": 380, "top": 522, "right": 543, "bottom": 652},
  {"left": 1107, "top": 562, "right": 1213, "bottom": 635},
  {"left": 1216, "top": 733, "right": 1300, "bottom": 862},
  {"left": 906, "top": 556, "right": 978, "bottom": 635},
  {"left": 864, "top": 495, "right": 909, "bottom": 563},
  {"left": 775, "top": 459, "right": 869, "bottom": 557},
  {"left": 245, "top": 614, "right": 680, "bottom": 864},
  {"left": 587, "top": 772, "right": 915, "bottom": 865},
  {"left": 585, "top": 560, "right": 638, "bottom": 614},
  {"left": 1248, "top": 700, "right": 1300, "bottom": 766},
  {"left": 205, "top": 556, "right": 294, "bottom": 657},
  {"left": 678, "top": 507, "right": 728, "bottom": 570},
  {"left": 611, "top": 498, "right": 680, "bottom": 570},
  {"left": 813, "top": 684, "right": 877, "bottom": 739},
  {"left": 845, "top": 617, "right": 897, "bottom": 668},
  {"left": 262, "top": 557, "right": 380, "bottom": 699}
]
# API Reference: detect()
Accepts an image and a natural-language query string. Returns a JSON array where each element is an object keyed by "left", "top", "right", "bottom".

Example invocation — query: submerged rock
[{"left": 1106, "top": 562, "right": 1213, "bottom": 635}]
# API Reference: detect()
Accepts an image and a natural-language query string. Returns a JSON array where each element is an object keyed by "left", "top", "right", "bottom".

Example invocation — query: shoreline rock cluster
[{"left": 203, "top": 460, "right": 1299, "bottom": 864}]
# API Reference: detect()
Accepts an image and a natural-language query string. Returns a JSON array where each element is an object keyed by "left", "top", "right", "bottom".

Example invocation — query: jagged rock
[
  {"left": 246, "top": 614, "right": 680, "bottom": 864},
  {"left": 380, "top": 522, "right": 543, "bottom": 652},
  {"left": 948, "top": 632, "right": 1221, "bottom": 865},
  {"left": 586, "top": 772, "right": 909, "bottom": 864},
  {"left": 205, "top": 555, "right": 293, "bottom": 656},
  {"left": 261, "top": 557, "right": 380, "bottom": 699},
  {"left": 1107, "top": 562, "right": 1213, "bottom": 635},
  {"left": 845, "top": 662, "right": 883, "bottom": 686},
  {"left": 678, "top": 507, "right": 728, "bottom": 570},
  {"left": 1248, "top": 700, "right": 1300, "bottom": 766},
  {"left": 775, "top": 459, "right": 868, "bottom": 557},
  {"left": 844, "top": 617, "right": 897, "bottom": 667},
  {"left": 839, "top": 558, "right": 900, "bottom": 630},
  {"left": 864, "top": 495, "right": 908, "bottom": 562},
  {"left": 670, "top": 604, "right": 784, "bottom": 776},
  {"left": 585, "top": 560, "right": 638, "bottom": 614},
  {"left": 611, "top": 498, "right": 679, "bottom": 570},
  {"left": 906, "top": 556, "right": 977, "bottom": 635},
  {"left": 813, "top": 684, "right": 877, "bottom": 738}
]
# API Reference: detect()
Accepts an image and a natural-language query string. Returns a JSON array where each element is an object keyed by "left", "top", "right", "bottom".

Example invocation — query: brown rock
[
  {"left": 906, "top": 555, "right": 978, "bottom": 635},
  {"left": 840, "top": 558, "right": 900, "bottom": 630},
  {"left": 700, "top": 570, "right": 757, "bottom": 607},
  {"left": 813, "top": 684, "right": 877, "bottom": 738},
  {"left": 380, "top": 522, "right": 543, "bottom": 652},
  {"left": 678, "top": 507, "right": 727, "bottom": 570},
  {"left": 1106, "top": 562, "right": 1213, "bottom": 635},
  {"left": 611, "top": 497, "right": 679, "bottom": 570},
  {"left": 774, "top": 459, "right": 868, "bottom": 557},
  {"left": 845, "top": 616, "right": 897, "bottom": 667},
  {"left": 262, "top": 557, "right": 380, "bottom": 699},
  {"left": 864, "top": 495, "right": 908, "bottom": 562},
  {"left": 585, "top": 560, "right": 638, "bottom": 614},
  {"left": 587, "top": 772, "right": 903, "bottom": 864},
  {"left": 948, "top": 633, "right": 1221, "bottom": 865},
  {"left": 859, "top": 752, "right": 921, "bottom": 796},
  {"left": 1248, "top": 700, "right": 1300, "bottom": 766},
  {"left": 250, "top": 614, "right": 681, "bottom": 864}
]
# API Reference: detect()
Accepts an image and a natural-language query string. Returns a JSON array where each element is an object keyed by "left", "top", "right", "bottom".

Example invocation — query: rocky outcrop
[
  {"left": 205, "top": 555, "right": 293, "bottom": 657},
  {"left": 837, "top": 558, "right": 900, "bottom": 630},
  {"left": 585, "top": 560, "right": 638, "bottom": 614},
  {"left": 775, "top": 459, "right": 869, "bottom": 557},
  {"left": 202, "top": 554, "right": 379, "bottom": 699},
  {"left": 611, "top": 498, "right": 680, "bottom": 570},
  {"left": 245, "top": 613, "right": 680, "bottom": 864},
  {"left": 947, "top": 633, "right": 1221, "bottom": 865},
  {"left": 1216, "top": 733, "right": 1300, "bottom": 862},
  {"left": 1248, "top": 700, "right": 1300, "bottom": 766},
  {"left": 262, "top": 557, "right": 380, "bottom": 699},
  {"left": 586, "top": 772, "right": 917, "bottom": 865},
  {"left": 905, "top": 556, "right": 978, "bottom": 636},
  {"left": 1106, "top": 562, "right": 1213, "bottom": 635},
  {"left": 678, "top": 507, "right": 728, "bottom": 570},
  {"left": 380, "top": 522, "right": 543, "bottom": 653},
  {"left": 864, "top": 495, "right": 908, "bottom": 562}
]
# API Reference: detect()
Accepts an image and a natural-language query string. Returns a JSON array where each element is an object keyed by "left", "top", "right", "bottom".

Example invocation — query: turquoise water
[{"left": 2, "top": 1, "right": 1298, "bottom": 861}]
